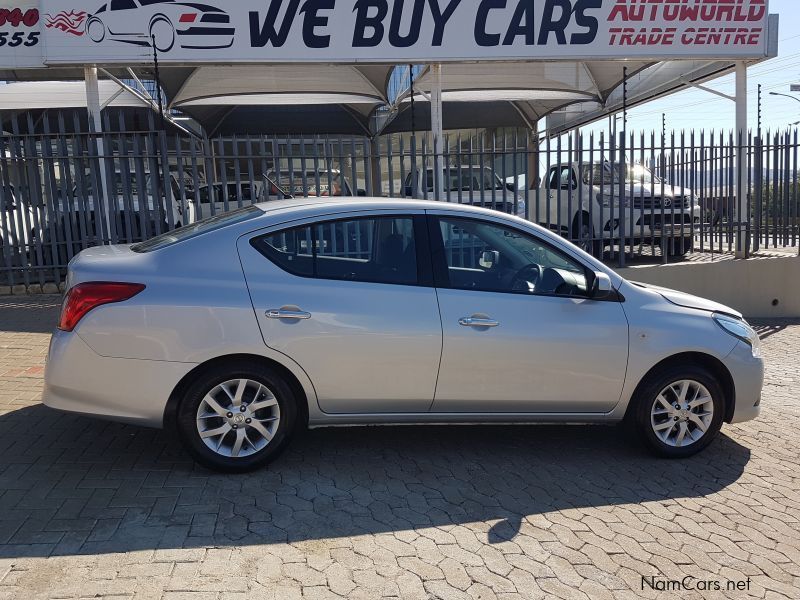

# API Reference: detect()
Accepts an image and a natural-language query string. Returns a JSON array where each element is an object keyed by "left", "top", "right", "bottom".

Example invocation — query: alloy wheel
[
  {"left": 650, "top": 379, "right": 714, "bottom": 448},
  {"left": 195, "top": 379, "right": 281, "bottom": 458}
]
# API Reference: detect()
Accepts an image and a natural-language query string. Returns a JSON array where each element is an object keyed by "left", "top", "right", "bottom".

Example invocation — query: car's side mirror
[
  {"left": 479, "top": 250, "right": 500, "bottom": 269},
  {"left": 591, "top": 272, "right": 613, "bottom": 300}
]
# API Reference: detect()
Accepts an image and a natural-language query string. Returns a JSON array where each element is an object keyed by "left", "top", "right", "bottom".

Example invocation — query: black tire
[
  {"left": 631, "top": 364, "right": 725, "bottom": 459},
  {"left": 667, "top": 236, "right": 693, "bottom": 257},
  {"left": 572, "top": 213, "right": 603, "bottom": 257},
  {"left": 176, "top": 361, "right": 297, "bottom": 473}
]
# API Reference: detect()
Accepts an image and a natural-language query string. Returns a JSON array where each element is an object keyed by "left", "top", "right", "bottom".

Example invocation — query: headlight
[
  {"left": 713, "top": 313, "right": 762, "bottom": 358},
  {"left": 597, "top": 195, "right": 627, "bottom": 208}
]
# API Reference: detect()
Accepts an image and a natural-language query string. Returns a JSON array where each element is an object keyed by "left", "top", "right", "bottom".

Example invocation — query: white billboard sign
[
  {"left": 2, "top": 0, "right": 772, "bottom": 67},
  {"left": 0, "top": 0, "right": 44, "bottom": 67}
]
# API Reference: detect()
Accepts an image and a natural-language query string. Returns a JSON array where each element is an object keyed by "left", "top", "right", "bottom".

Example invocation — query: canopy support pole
[
  {"left": 430, "top": 63, "right": 444, "bottom": 201},
  {"left": 735, "top": 62, "right": 748, "bottom": 259},
  {"left": 85, "top": 67, "right": 112, "bottom": 244}
]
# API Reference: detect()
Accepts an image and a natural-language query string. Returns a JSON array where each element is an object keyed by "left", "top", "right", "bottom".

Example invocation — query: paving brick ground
[{"left": 0, "top": 295, "right": 798, "bottom": 599}]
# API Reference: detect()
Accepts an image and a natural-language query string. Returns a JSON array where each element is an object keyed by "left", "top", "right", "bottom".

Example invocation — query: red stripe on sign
[{"left": 179, "top": 13, "right": 197, "bottom": 23}]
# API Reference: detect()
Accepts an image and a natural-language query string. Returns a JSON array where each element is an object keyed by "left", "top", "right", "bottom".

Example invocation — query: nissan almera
[{"left": 43, "top": 198, "right": 763, "bottom": 472}]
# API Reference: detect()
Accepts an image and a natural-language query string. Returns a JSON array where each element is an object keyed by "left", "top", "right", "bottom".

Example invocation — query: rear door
[{"left": 238, "top": 210, "right": 443, "bottom": 414}]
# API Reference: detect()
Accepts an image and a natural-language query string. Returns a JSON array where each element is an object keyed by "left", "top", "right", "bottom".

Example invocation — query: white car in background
[
  {"left": 0, "top": 184, "right": 36, "bottom": 267},
  {"left": 195, "top": 182, "right": 262, "bottom": 218},
  {"left": 259, "top": 169, "right": 362, "bottom": 202},
  {"left": 404, "top": 166, "right": 527, "bottom": 218},
  {"left": 35, "top": 171, "right": 195, "bottom": 266},
  {"left": 540, "top": 162, "right": 701, "bottom": 257}
]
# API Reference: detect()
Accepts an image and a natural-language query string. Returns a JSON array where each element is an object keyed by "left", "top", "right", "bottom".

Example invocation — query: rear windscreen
[{"left": 131, "top": 206, "right": 262, "bottom": 253}]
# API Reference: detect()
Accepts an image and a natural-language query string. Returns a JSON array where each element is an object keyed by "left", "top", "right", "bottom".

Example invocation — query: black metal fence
[{"left": 1, "top": 114, "right": 798, "bottom": 287}]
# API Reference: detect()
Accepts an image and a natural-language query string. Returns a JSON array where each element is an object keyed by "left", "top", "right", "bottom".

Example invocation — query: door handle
[
  {"left": 459, "top": 317, "right": 499, "bottom": 328},
  {"left": 266, "top": 308, "right": 312, "bottom": 320}
]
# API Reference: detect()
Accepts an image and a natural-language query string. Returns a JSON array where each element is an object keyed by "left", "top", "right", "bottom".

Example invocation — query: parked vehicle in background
[
  {"left": 195, "top": 182, "right": 262, "bottom": 218},
  {"left": 540, "top": 162, "right": 701, "bottom": 257},
  {"left": 43, "top": 198, "right": 763, "bottom": 472},
  {"left": 259, "top": 169, "right": 362, "bottom": 202},
  {"left": 34, "top": 171, "right": 194, "bottom": 267},
  {"left": 0, "top": 184, "right": 36, "bottom": 267},
  {"left": 505, "top": 173, "right": 539, "bottom": 192},
  {"left": 404, "top": 166, "right": 527, "bottom": 218}
]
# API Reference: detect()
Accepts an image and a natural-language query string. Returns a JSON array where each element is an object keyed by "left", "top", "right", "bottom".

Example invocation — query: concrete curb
[{"left": 0, "top": 282, "right": 65, "bottom": 297}]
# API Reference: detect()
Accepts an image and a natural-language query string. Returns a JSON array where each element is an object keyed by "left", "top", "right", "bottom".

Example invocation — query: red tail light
[
  {"left": 58, "top": 282, "right": 146, "bottom": 332},
  {"left": 179, "top": 13, "right": 197, "bottom": 23}
]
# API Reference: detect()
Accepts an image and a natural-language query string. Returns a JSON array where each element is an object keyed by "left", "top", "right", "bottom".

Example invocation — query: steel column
[
  {"left": 735, "top": 62, "right": 748, "bottom": 258},
  {"left": 430, "top": 63, "right": 444, "bottom": 201},
  {"left": 85, "top": 67, "right": 112, "bottom": 243}
]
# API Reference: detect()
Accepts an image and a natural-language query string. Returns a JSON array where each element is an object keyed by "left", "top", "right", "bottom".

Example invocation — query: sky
[{"left": 580, "top": 0, "right": 799, "bottom": 138}]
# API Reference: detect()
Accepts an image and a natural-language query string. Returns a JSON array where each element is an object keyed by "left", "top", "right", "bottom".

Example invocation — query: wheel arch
[
  {"left": 164, "top": 353, "right": 310, "bottom": 433},
  {"left": 624, "top": 352, "right": 736, "bottom": 424},
  {"left": 570, "top": 209, "right": 590, "bottom": 236}
]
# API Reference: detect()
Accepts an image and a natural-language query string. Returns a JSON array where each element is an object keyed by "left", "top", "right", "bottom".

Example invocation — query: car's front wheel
[
  {"left": 632, "top": 364, "right": 725, "bottom": 458},
  {"left": 176, "top": 361, "right": 297, "bottom": 472},
  {"left": 150, "top": 16, "right": 176, "bottom": 52}
]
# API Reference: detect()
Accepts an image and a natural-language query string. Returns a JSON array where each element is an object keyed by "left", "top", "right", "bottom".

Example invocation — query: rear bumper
[
  {"left": 725, "top": 341, "right": 764, "bottom": 424},
  {"left": 43, "top": 329, "right": 194, "bottom": 428}
]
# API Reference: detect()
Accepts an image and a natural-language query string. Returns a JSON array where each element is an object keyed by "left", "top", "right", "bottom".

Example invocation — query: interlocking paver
[{"left": 0, "top": 295, "right": 799, "bottom": 598}]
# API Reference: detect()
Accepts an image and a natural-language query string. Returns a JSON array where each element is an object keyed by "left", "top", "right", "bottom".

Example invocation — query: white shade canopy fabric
[
  {"left": 0, "top": 80, "right": 151, "bottom": 111},
  {"left": 170, "top": 65, "right": 391, "bottom": 116}
]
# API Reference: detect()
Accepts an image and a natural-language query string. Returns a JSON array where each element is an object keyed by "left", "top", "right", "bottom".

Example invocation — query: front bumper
[
  {"left": 603, "top": 210, "right": 700, "bottom": 239},
  {"left": 725, "top": 340, "right": 764, "bottom": 424},
  {"left": 43, "top": 329, "right": 195, "bottom": 428}
]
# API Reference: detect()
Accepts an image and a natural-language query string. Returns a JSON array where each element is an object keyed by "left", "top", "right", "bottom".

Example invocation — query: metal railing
[{"left": 1, "top": 114, "right": 798, "bottom": 287}]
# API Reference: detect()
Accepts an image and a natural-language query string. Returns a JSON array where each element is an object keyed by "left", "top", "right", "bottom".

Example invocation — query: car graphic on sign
[{"left": 85, "top": 0, "right": 234, "bottom": 52}]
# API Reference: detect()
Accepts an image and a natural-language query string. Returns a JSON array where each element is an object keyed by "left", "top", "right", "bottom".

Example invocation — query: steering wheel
[{"left": 510, "top": 263, "right": 543, "bottom": 293}]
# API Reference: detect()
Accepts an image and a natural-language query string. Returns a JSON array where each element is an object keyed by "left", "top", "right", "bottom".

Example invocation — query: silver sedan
[{"left": 43, "top": 198, "right": 764, "bottom": 472}]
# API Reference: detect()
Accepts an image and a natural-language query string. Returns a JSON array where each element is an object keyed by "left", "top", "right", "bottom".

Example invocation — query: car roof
[{"left": 253, "top": 196, "right": 515, "bottom": 218}]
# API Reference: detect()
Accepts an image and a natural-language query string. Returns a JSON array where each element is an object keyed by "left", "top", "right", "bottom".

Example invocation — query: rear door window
[{"left": 252, "top": 216, "right": 419, "bottom": 286}]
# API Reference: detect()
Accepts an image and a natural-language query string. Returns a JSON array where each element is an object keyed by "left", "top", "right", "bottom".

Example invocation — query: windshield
[
  {"left": 131, "top": 205, "right": 262, "bottom": 253},
  {"left": 582, "top": 163, "right": 661, "bottom": 186},
  {"left": 424, "top": 168, "right": 503, "bottom": 192}
]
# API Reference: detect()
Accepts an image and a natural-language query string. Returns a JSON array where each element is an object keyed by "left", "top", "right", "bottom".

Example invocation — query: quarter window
[
  {"left": 253, "top": 216, "right": 418, "bottom": 286},
  {"left": 436, "top": 217, "right": 589, "bottom": 297}
]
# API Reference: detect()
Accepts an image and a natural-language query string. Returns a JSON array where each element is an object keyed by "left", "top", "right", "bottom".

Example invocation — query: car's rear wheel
[
  {"left": 632, "top": 364, "right": 725, "bottom": 458},
  {"left": 176, "top": 362, "right": 296, "bottom": 472}
]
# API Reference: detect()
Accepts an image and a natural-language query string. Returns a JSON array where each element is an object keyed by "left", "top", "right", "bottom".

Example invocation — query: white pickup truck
[
  {"left": 538, "top": 162, "right": 701, "bottom": 256},
  {"left": 404, "top": 165, "right": 527, "bottom": 218}
]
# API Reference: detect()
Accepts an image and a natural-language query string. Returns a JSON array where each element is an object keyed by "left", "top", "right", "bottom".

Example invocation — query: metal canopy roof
[{"left": 382, "top": 53, "right": 776, "bottom": 136}]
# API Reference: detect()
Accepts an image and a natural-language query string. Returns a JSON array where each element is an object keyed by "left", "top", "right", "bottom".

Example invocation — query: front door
[
  {"left": 238, "top": 212, "right": 442, "bottom": 414},
  {"left": 429, "top": 213, "right": 629, "bottom": 414}
]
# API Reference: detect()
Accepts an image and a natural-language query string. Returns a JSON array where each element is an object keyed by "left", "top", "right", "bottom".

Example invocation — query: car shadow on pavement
[{"left": 0, "top": 404, "right": 752, "bottom": 559}]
